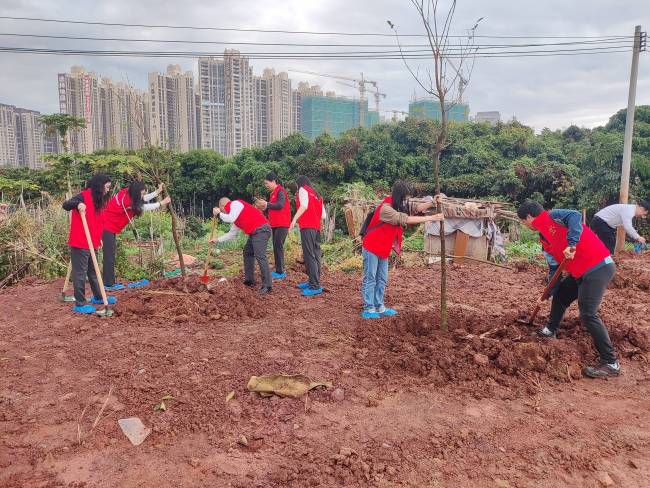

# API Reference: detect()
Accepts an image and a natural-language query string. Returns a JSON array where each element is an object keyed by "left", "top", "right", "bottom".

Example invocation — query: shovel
[
  {"left": 59, "top": 259, "right": 75, "bottom": 302},
  {"left": 79, "top": 210, "right": 113, "bottom": 317},
  {"left": 200, "top": 217, "right": 217, "bottom": 284},
  {"left": 516, "top": 258, "right": 568, "bottom": 326}
]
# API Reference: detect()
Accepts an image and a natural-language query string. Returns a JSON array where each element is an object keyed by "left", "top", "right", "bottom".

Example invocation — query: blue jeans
[{"left": 361, "top": 248, "right": 389, "bottom": 312}]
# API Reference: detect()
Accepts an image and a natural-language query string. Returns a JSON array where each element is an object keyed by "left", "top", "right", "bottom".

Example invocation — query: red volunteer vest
[
  {"left": 532, "top": 210, "right": 610, "bottom": 278},
  {"left": 225, "top": 199, "right": 267, "bottom": 235},
  {"left": 296, "top": 185, "right": 323, "bottom": 230},
  {"left": 362, "top": 196, "right": 404, "bottom": 259},
  {"left": 68, "top": 188, "right": 104, "bottom": 249},
  {"left": 103, "top": 187, "right": 135, "bottom": 234},
  {"left": 268, "top": 185, "right": 291, "bottom": 228}
]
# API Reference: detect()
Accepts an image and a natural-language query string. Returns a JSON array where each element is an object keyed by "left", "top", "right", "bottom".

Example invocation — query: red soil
[{"left": 1, "top": 253, "right": 649, "bottom": 487}]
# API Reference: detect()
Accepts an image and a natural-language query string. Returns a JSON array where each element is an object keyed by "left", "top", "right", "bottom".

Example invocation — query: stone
[
  {"left": 339, "top": 447, "right": 355, "bottom": 457},
  {"left": 473, "top": 353, "right": 490, "bottom": 366},
  {"left": 331, "top": 388, "right": 345, "bottom": 402},
  {"left": 188, "top": 457, "right": 200, "bottom": 468},
  {"left": 60, "top": 392, "right": 77, "bottom": 402},
  {"left": 117, "top": 417, "right": 151, "bottom": 446},
  {"left": 595, "top": 471, "right": 614, "bottom": 487}
]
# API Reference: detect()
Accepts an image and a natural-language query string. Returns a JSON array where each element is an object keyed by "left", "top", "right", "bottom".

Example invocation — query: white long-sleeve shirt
[
  {"left": 142, "top": 190, "right": 161, "bottom": 212},
  {"left": 594, "top": 204, "right": 640, "bottom": 240},
  {"left": 298, "top": 187, "right": 327, "bottom": 220},
  {"left": 216, "top": 200, "right": 244, "bottom": 243}
]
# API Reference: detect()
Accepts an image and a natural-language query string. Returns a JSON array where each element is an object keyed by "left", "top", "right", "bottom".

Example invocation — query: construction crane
[
  {"left": 288, "top": 69, "right": 381, "bottom": 127},
  {"left": 372, "top": 86, "right": 387, "bottom": 113}
]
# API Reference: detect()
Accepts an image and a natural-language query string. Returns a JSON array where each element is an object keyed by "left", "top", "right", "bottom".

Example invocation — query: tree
[
  {"left": 40, "top": 114, "right": 86, "bottom": 153},
  {"left": 390, "top": 0, "right": 482, "bottom": 330}
]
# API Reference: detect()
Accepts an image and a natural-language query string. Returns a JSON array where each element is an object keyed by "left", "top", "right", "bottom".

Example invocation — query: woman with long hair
[
  {"left": 101, "top": 181, "right": 170, "bottom": 290},
  {"left": 289, "top": 175, "right": 326, "bottom": 296},
  {"left": 255, "top": 171, "right": 291, "bottom": 279},
  {"left": 62, "top": 173, "right": 114, "bottom": 314},
  {"left": 360, "top": 181, "right": 443, "bottom": 319}
]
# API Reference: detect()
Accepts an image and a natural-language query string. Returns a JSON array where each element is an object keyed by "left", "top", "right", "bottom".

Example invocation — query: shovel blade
[
  {"left": 96, "top": 308, "right": 114, "bottom": 318},
  {"left": 199, "top": 274, "right": 210, "bottom": 284}
]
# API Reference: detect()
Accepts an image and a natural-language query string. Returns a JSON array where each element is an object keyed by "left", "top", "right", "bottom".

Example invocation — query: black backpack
[{"left": 359, "top": 206, "right": 384, "bottom": 237}]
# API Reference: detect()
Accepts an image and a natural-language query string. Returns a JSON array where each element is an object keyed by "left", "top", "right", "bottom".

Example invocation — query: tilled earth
[{"left": 1, "top": 253, "right": 650, "bottom": 487}]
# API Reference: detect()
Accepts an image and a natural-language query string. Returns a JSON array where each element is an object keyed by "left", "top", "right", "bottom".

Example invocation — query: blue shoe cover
[
  {"left": 361, "top": 310, "right": 381, "bottom": 319},
  {"left": 127, "top": 279, "right": 150, "bottom": 288},
  {"left": 302, "top": 287, "right": 323, "bottom": 296},
  {"left": 272, "top": 272, "right": 287, "bottom": 279},
  {"left": 381, "top": 308, "right": 398, "bottom": 317},
  {"left": 296, "top": 282, "right": 309, "bottom": 289},
  {"left": 73, "top": 305, "right": 96, "bottom": 314},
  {"left": 105, "top": 284, "right": 125, "bottom": 291},
  {"left": 90, "top": 296, "right": 117, "bottom": 305}
]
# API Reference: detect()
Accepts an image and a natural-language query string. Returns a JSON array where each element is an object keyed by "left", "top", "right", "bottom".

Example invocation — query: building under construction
[
  {"left": 409, "top": 99, "right": 469, "bottom": 123},
  {"left": 300, "top": 94, "right": 380, "bottom": 140}
]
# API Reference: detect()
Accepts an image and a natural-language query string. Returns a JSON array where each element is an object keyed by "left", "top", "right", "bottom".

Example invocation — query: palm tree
[{"left": 40, "top": 114, "right": 86, "bottom": 153}]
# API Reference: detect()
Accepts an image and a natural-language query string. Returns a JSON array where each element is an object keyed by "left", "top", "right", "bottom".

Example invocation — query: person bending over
[
  {"left": 517, "top": 200, "right": 619, "bottom": 379},
  {"left": 591, "top": 200, "right": 649, "bottom": 254},
  {"left": 211, "top": 197, "right": 272, "bottom": 294}
]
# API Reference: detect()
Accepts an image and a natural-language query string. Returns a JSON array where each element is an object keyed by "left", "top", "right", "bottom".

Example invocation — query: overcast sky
[{"left": 0, "top": 0, "right": 648, "bottom": 131}]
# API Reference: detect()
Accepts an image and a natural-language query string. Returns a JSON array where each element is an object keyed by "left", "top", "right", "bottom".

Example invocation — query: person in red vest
[
  {"left": 210, "top": 197, "right": 272, "bottom": 294},
  {"left": 361, "top": 181, "right": 444, "bottom": 319},
  {"left": 101, "top": 181, "right": 171, "bottom": 290},
  {"left": 517, "top": 200, "right": 619, "bottom": 379},
  {"left": 289, "top": 176, "right": 326, "bottom": 296},
  {"left": 254, "top": 172, "right": 291, "bottom": 279},
  {"left": 62, "top": 173, "right": 114, "bottom": 314}
]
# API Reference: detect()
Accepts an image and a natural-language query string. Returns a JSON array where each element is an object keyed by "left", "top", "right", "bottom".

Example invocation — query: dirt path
[{"left": 1, "top": 254, "right": 649, "bottom": 487}]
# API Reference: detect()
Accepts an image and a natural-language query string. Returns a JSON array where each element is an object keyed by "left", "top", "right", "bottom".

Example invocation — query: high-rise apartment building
[
  {"left": 409, "top": 98, "right": 469, "bottom": 122},
  {"left": 58, "top": 66, "right": 103, "bottom": 153},
  {"left": 0, "top": 103, "right": 59, "bottom": 168},
  {"left": 262, "top": 69, "right": 294, "bottom": 143},
  {"left": 224, "top": 50, "right": 254, "bottom": 156},
  {"left": 100, "top": 79, "right": 148, "bottom": 150},
  {"left": 252, "top": 75, "right": 269, "bottom": 147},
  {"left": 474, "top": 111, "right": 501, "bottom": 125},
  {"left": 300, "top": 93, "right": 378, "bottom": 140},
  {"left": 198, "top": 57, "right": 226, "bottom": 154},
  {"left": 148, "top": 64, "right": 198, "bottom": 152},
  {"left": 0, "top": 104, "right": 18, "bottom": 166}
]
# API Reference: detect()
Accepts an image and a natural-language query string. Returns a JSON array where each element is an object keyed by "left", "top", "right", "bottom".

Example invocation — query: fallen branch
[{"left": 406, "top": 250, "right": 514, "bottom": 270}]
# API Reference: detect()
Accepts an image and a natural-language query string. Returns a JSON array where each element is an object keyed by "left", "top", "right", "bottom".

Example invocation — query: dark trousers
[
  {"left": 102, "top": 230, "right": 117, "bottom": 286},
  {"left": 271, "top": 227, "right": 288, "bottom": 274},
  {"left": 244, "top": 224, "right": 272, "bottom": 289},
  {"left": 70, "top": 246, "right": 102, "bottom": 307},
  {"left": 300, "top": 228, "right": 321, "bottom": 289},
  {"left": 547, "top": 263, "right": 617, "bottom": 364},
  {"left": 591, "top": 216, "right": 616, "bottom": 254}
]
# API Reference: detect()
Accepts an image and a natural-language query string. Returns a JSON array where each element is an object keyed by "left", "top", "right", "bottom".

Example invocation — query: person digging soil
[
  {"left": 62, "top": 173, "right": 117, "bottom": 314},
  {"left": 101, "top": 181, "right": 171, "bottom": 291},
  {"left": 210, "top": 197, "right": 272, "bottom": 294},
  {"left": 517, "top": 200, "right": 619, "bottom": 379}
]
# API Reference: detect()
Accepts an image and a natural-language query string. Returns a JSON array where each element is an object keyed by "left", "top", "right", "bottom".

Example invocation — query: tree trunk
[
  {"left": 167, "top": 199, "right": 186, "bottom": 278},
  {"left": 432, "top": 145, "right": 447, "bottom": 331}
]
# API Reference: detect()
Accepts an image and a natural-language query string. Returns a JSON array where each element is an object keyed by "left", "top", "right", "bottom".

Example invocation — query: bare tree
[{"left": 390, "top": 1, "right": 481, "bottom": 330}]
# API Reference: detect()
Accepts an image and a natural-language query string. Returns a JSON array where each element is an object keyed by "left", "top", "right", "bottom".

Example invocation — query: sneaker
[
  {"left": 360, "top": 310, "right": 381, "bottom": 319},
  {"left": 379, "top": 308, "right": 398, "bottom": 317},
  {"left": 259, "top": 286, "right": 272, "bottom": 295},
  {"left": 583, "top": 362, "right": 621, "bottom": 379},
  {"left": 73, "top": 305, "right": 96, "bottom": 314},
  {"left": 271, "top": 272, "right": 287, "bottom": 279},
  {"left": 296, "top": 282, "right": 310, "bottom": 290},
  {"left": 89, "top": 296, "right": 117, "bottom": 305},
  {"left": 127, "top": 279, "right": 149, "bottom": 289},
  {"left": 302, "top": 287, "right": 323, "bottom": 297},
  {"left": 537, "top": 326, "right": 557, "bottom": 339},
  {"left": 104, "top": 283, "right": 125, "bottom": 291}
]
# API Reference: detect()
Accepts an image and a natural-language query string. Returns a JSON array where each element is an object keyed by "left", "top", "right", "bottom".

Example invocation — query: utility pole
[{"left": 616, "top": 25, "right": 644, "bottom": 253}]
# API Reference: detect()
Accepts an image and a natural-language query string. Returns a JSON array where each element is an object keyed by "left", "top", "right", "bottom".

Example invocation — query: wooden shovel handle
[
  {"left": 540, "top": 258, "right": 568, "bottom": 301},
  {"left": 79, "top": 210, "right": 109, "bottom": 307},
  {"left": 203, "top": 217, "right": 217, "bottom": 275}
]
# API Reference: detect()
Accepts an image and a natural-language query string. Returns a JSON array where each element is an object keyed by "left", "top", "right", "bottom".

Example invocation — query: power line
[
  {"left": 0, "top": 15, "right": 634, "bottom": 39},
  {"left": 0, "top": 32, "right": 634, "bottom": 49},
  {"left": 0, "top": 45, "right": 631, "bottom": 59}
]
